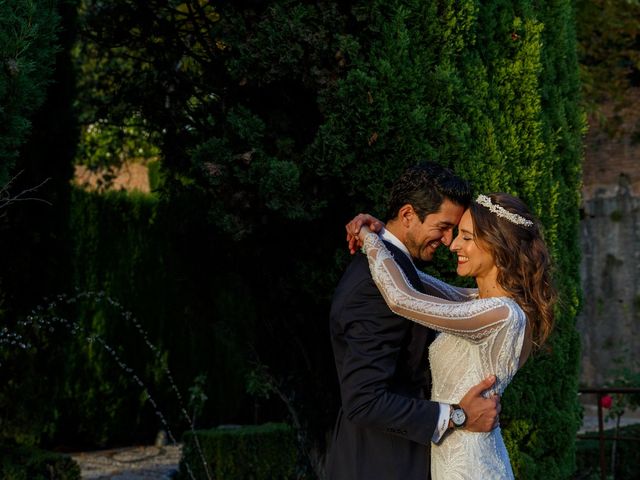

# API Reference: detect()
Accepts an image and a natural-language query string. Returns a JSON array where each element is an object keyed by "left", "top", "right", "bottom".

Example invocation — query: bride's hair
[{"left": 470, "top": 193, "right": 556, "bottom": 348}]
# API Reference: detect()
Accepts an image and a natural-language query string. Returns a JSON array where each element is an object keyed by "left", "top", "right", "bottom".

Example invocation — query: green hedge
[
  {"left": 62, "top": 186, "right": 255, "bottom": 446},
  {"left": 310, "top": 1, "right": 584, "bottom": 476},
  {"left": 575, "top": 424, "right": 640, "bottom": 479},
  {"left": 0, "top": 444, "right": 80, "bottom": 480},
  {"left": 178, "top": 423, "right": 297, "bottom": 480},
  {"left": 63, "top": 187, "right": 169, "bottom": 445}
]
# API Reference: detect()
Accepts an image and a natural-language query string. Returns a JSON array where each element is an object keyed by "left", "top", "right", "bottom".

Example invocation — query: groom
[{"left": 327, "top": 163, "right": 500, "bottom": 480}]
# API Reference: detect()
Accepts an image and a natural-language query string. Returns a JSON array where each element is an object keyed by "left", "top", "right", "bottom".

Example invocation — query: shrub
[
  {"left": 178, "top": 423, "right": 297, "bottom": 480},
  {"left": 0, "top": 444, "right": 80, "bottom": 480}
]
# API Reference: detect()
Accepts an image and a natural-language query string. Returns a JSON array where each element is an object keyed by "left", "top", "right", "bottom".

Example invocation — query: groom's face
[{"left": 405, "top": 199, "right": 465, "bottom": 262}]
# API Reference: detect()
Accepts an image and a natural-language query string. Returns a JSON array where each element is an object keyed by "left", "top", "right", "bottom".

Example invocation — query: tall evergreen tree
[
  {"left": 309, "top": 1, "right": 584, "bottom": 475},
  {"left": 0, "top": 0, "right": 60, "bottom": 186},
  {"left": 0, "top": 0, "right": 77, "bottom": 447}
]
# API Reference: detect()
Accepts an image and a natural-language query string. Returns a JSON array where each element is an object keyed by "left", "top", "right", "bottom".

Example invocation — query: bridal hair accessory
[{"left": 475, "top": 194, "right": 534, "bottom": 227}]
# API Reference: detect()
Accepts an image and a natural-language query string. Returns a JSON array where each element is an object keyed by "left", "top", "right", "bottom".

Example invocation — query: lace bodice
[{"left": 363, "top": 231, "right": 526, "bottom": 479}]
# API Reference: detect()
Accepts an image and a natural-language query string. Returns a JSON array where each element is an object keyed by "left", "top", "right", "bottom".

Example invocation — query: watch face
[{"left": 452, "top": 409, "right": 466, "bottom": 426}]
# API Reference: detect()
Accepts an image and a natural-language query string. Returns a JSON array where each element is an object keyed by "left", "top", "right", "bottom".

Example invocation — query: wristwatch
[{"left": 450, "top": 404, "right": 466, "bottom": 428}]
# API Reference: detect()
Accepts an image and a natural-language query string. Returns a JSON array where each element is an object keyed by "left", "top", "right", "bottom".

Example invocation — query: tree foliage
[
  {"left": 576, "top": 0, "right": 640, "bottom": 132},
  {"left": 577, "top": 0, "right": 640, "bottom": 99},
  {"left": 0, "top": 0, "right": 78, "bottom": 448},
  {"left": 0, "top": 0, "right": 60, "bottom": 186}
]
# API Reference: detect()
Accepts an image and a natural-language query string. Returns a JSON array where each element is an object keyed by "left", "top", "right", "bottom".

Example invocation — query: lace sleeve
[
  {"left": 416, "top": 270, "right": 479, "bottom": 301},
  {"left": 362, "top": 231, "right": 510, "bottom": 342}
]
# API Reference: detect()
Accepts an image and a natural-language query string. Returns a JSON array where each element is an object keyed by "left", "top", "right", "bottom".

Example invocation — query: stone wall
[
  {"left": 577, "top": 89, "right": 640, "bottom": 386},
  {"left": 578, "top": 178, "right": 640, "bottom": 386}
]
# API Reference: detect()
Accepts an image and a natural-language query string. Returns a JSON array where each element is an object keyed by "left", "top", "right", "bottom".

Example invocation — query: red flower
[{"left": 600, "top": 394, "right": 613, "bottom": 409}]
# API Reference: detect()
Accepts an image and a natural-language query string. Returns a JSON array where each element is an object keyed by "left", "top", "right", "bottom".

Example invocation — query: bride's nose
[{"left": 449, "top": 236, "right": 461, "bottom": 252}]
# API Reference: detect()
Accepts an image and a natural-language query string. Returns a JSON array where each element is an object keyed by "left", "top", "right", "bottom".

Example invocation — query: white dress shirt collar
[{"left": 380, "top": 228, "right": 414, "bottom": 264}]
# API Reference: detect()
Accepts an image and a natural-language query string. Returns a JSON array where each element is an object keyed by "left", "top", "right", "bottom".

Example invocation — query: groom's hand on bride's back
[
  {"left": 345, "top": 213, "right": 385, "bottom": 254},
  {"left": 459, "top": 375, "right": 501, "bottom": 432}
]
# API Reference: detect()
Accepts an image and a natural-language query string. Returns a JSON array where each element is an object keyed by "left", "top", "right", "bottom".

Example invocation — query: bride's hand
[{"left": 345, "top": 213, "right": 385, "bottom": 254}]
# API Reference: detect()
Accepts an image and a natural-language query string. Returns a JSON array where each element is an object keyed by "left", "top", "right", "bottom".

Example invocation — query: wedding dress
[{"left": 363, "top": 232, "right": 525, "bottom": 479}]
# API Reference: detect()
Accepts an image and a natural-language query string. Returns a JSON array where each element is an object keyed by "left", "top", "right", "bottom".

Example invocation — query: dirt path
[{"left": 70, "top": 444, "right": 181, "bottom": 479}]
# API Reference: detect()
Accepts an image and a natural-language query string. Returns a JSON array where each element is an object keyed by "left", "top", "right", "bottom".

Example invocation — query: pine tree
[{"left": 0, "top": 0, "right": 60, "bottom": 186}]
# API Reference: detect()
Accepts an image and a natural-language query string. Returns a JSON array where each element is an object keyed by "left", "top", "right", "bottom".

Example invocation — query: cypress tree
[{"left": 308, "top": 1, "right": 583, "bottom": 476}]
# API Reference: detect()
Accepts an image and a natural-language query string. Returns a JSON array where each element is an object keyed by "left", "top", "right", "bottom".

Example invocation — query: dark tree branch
[{"left": 0, "top": 171, "right": 52, "bottom": 210}]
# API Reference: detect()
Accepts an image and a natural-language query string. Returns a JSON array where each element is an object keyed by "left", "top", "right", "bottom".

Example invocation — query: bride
[{"left": 348, "top": 193, "right": 556, "bottom": 479}]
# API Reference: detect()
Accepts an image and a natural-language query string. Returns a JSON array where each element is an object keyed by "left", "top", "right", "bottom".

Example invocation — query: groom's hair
[{"left": 385, "top": 162, "right": 471, "bottom": 222}]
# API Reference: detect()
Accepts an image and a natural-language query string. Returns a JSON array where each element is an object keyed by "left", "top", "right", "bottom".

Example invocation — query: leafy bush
[
  {"left": 178, "top": 423, "right": 297, "bottom": 480},
  {"left": 0, "top": 444, "right": 80, "bottom": 480}
]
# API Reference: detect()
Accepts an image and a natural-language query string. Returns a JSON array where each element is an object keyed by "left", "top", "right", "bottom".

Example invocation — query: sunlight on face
[
  {"left": 405, "top": 199, "right": 465, "bottom": 262},
  {"left": 449, "top": 210, "right": 496, "bottom": 279}
]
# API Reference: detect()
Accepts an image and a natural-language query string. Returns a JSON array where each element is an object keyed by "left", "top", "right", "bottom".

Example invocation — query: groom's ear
[{"left": 397, "top": 204, "right": 416, "bottom": 227}]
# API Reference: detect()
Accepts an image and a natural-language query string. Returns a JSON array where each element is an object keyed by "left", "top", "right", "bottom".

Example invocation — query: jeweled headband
[{"left": 475, "top": 194, "right": 534, "bottom": 227}]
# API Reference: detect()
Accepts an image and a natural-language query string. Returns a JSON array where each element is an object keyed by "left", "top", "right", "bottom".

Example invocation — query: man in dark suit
[{"left": 327, "top": 163, "right": 500, "bottom": 479}]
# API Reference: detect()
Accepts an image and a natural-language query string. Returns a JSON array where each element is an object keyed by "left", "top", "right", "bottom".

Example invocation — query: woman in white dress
[{"left": 347, "top": 193, "right": 556, "bottom": 479}]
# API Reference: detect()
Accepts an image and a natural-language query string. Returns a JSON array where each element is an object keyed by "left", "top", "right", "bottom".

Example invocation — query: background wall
[{"left": 579, "top": 87, "right": 640, "bottom": 387}]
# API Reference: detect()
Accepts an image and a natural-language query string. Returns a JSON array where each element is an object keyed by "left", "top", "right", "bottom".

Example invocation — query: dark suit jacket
[{"left": 327, "top": 241, "right": 439, "bottom": 480}]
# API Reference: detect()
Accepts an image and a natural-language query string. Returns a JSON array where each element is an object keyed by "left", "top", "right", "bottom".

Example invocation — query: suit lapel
[
  {"left": 382, "top": 240, "right": 435, "bottom": 377},
  {"left": 382, "top": 241, "right": 426, "bottom": 294}
]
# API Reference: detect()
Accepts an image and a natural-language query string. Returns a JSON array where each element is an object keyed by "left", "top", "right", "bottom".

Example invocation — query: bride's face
[{"left": 449, "top": 210, "right": 496, "bottom": 279}]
